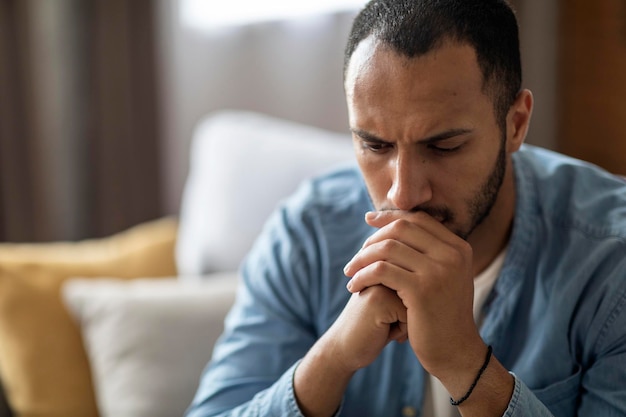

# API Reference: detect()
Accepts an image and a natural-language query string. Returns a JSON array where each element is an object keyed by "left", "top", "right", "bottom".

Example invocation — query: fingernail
[
  {"left": 365, "top": 211, "right": 377, "bottom": 221},
  {"left": 346, "top": 280, "right": 353, "bottom": 291}
]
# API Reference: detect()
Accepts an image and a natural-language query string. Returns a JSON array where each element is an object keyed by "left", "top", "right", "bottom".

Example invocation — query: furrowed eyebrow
[
  {"left": 419, "top": 128, "right": 473, "bottom": 144},
  {"left": 350, "top": 128, "right": 389, "bottom": 144},
  {"left": 350, "top": 128, "right": 473, "bottom": 144}
]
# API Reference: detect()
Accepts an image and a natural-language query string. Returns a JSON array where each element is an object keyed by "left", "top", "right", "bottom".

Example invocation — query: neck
[{"left": 467, "top": 159, "right": 516, "bottom": 276}]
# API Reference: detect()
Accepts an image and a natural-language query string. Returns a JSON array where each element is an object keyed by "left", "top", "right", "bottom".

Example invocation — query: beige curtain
[{"left": 0, "top": 0, "right": 162, "bottom": 242}]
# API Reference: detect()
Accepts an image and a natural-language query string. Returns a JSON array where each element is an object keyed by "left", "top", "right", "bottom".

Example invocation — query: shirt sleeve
[
  {"left": 502, "top": 375, "right": 555, "bottom": 417},
  {"left": 184, "top": 193, "right": 326, "bottom": 417}
]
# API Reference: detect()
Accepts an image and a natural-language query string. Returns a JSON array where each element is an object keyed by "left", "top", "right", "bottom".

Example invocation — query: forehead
[
  {"left": 346, "top": 36, "right": 485, "bottom": 99},
  {"left": 344, "top": 36, "right": 494, "bottom": 134}
]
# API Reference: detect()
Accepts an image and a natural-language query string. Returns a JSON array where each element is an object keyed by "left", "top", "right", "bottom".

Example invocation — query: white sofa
[
  {"left": 0, "top": 110, "right": 353, "bottom": 417},
  {"left": 67, "top": 111, "right": 353, "bottom": 417}
]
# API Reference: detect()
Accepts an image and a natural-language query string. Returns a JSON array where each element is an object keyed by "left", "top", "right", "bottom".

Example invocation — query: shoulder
[
  {"left": 508, "top": 147, "right": 626, "bottom": 358},
  {"left": 249, "top": 163, "right": 373, "bottom": 266},
  {"left": 508, "top": 145, "right": 626, "bottom": 305},
  {"left": 283, "top": 162, "right": 373, "bottom": 228},
  {"left": 514, "top": 145, "right": 626, "bottom": 239},
  {"left": 242, "top": 163, "right": 371, "bottom": 315},
  {"left": 510, "top": 146, "right": 626, "bottom": 330}
]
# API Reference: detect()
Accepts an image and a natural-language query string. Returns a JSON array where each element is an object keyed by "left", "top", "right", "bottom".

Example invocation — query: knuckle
[
  {"left": 458, "top": 239, "right": 473, "bottom": 255},
  {"left": 447, "top": 247, "right": 465, "bottom": 264},
  {"left": 379, "top": 239, "right": 397, "bottom": 253},
  {"left": 389, "top": 218, "right": 411, "bottom": 233},
  {"left": 441, "top": 241, "right": 472, "bottom": 266},
  {"left": 370, "top": 260, "right": 389, "bottom": 275}
]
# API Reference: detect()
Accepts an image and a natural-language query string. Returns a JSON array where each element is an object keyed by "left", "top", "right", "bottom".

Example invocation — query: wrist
[
  {"left": 450, "top": 345, "right": 493, "bottom": 406},
  {"left": 315, "top": 331, "right": 361, "bottom": 377},
  {"left": 424, "top": 336, "right": 487, "bottom": 394},
  {"left": 436, "top": 345, "right": 514, "bottom": 416},
  {"left": 294, "top": 338, "right": 355, "bottom": 417}
]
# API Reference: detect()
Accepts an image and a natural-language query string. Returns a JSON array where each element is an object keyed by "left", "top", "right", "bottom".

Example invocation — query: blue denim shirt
[{"left": 186, "top": 145, "right": 626, "bottom": 417}]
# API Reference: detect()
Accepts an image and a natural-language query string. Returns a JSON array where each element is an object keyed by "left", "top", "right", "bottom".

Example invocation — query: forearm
[{"left": 293, "top": 335, "right": 355, "bottom": 417}]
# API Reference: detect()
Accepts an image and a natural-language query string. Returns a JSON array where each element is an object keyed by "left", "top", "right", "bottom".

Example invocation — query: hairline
[{"left": 344, "top": 35, "right": 513, "bottom": 132}]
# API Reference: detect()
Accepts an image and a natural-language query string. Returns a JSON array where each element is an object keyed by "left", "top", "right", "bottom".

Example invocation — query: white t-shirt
[{"left": 421, "top": 247, "right": 508, "bottom": 417}]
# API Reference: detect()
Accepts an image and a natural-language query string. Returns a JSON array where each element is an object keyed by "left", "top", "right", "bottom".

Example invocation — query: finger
[
  {"left": 361, "top": 217, "right": 444, "bottom": 257},
  {"left": 365, "top": 210, "right": 460, "bottom": 248},
  {"left": 344, "top": 238, "right": 418, "bottom": 277},
  {"left": 388, "top": 322, "right": 408, "bottom": 343},
  {"left": 357, "top": 284, "right": 408, "bottom": 326},
  {"left": 364, "top": 212, "right": 469, "bottom": 261},
  {"left": 366, "top": 210, "right": 443, "bottom": 229},
  {"left": 391, "top": 322, "right": 409, "bottom": 343},
  {"left": 346, "top": 259, "right": 423, "bottom": 294},
  {"left": 385, "top": 299, "right": 408, "bottom": 342}
]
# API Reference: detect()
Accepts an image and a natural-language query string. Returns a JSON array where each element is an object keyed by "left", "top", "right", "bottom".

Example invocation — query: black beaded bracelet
[{"left": 449, "top": 345, "right": 493, "bottom": 406}]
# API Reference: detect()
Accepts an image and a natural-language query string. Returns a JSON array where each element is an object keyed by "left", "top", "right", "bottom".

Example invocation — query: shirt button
[{"left": 402, "top": 406, "right": 416, "bottom": 417}]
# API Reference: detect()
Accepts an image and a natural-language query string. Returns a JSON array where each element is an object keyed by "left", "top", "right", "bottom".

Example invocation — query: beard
[
  {"left": 374, "top": 132, "right": 507, "bottom": 241},
  {"left": 457, "top": 134, "right": 506, "bottom": 240}
]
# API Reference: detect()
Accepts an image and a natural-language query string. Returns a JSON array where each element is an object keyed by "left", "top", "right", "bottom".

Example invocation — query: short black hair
[{"left": 344, "top": 0, "right": 522, "bottom": 125}]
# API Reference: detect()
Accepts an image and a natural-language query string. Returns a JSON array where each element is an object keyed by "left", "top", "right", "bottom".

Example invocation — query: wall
[
  {"left": 558, "top": 0, "right": 626, "bottom": 175},
  {"left": 514, "top": 0, "right": 560, "bottom": 151},
  {"left": 156, "top": 2, "right": 358, "bottom": 215}
]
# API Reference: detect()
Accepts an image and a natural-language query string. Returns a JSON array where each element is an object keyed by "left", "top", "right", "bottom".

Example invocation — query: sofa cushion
[
  {"left": 0, "top": 217, "right": 178, "bottom": 417},
  {"left": 176, "top": 110, "right": 354, "bottom": 276},
  {"left": 62, "top": 274, "right": 237, "bottom": 417}
]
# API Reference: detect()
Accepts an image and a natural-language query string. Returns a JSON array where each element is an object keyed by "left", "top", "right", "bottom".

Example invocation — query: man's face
[{"left": 345, "top": 37, "right": 509, "bottom": 240}]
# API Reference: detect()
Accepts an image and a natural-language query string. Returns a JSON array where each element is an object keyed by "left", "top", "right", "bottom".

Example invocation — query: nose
[{"left": 386, "top": 153, "right": 432, "bottom": 211}]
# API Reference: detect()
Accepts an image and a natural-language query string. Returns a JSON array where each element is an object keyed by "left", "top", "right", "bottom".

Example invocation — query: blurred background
[{"left": 0, "top": 0, "right": 624, "bottom": 243}]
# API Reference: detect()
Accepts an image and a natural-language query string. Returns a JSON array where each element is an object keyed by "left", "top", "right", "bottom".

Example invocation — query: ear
[{"left": 506, "top": 89, "right": 533, "bottom": 153}]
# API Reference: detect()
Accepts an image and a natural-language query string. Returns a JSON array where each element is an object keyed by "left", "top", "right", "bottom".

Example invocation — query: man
[{"left": 186, "top": 1, "right": 626, "bottom": 416}]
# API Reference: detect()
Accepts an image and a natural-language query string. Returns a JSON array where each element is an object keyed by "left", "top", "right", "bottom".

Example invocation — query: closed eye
[
  {"left": 351, "top": 128, "right": 394, "bottom": 154},
  {"left": 422, "top": 130, "right": 471, "bottom": 155},
  {"left": 361, "top": 140, "right": 393, "bottom": 153},
  {"left": 427, "top": 143, "right": 464, "bottom": 154}
]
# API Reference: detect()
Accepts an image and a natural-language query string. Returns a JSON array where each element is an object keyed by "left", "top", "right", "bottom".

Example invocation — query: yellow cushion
[{"left": 0, "top": 217, "right": 178, "bottom": 417}]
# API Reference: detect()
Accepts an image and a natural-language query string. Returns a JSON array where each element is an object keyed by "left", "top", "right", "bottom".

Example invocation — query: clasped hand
[{"left": 338, "top": 210, "right": 478, "bottom": 378}]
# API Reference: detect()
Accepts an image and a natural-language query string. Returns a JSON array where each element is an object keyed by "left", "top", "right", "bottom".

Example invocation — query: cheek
[
  {"left": 428, "top": 159, "right": 467, "bottom": 191},
  {"left": 429, "top": 159, "right": 483, "bottom": 203},
  {"left": 355, "top": 155, "right": 391, "bottom": 203},
  {"left": 439, "top": 153, "right": 498, "bottom": 204}
]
